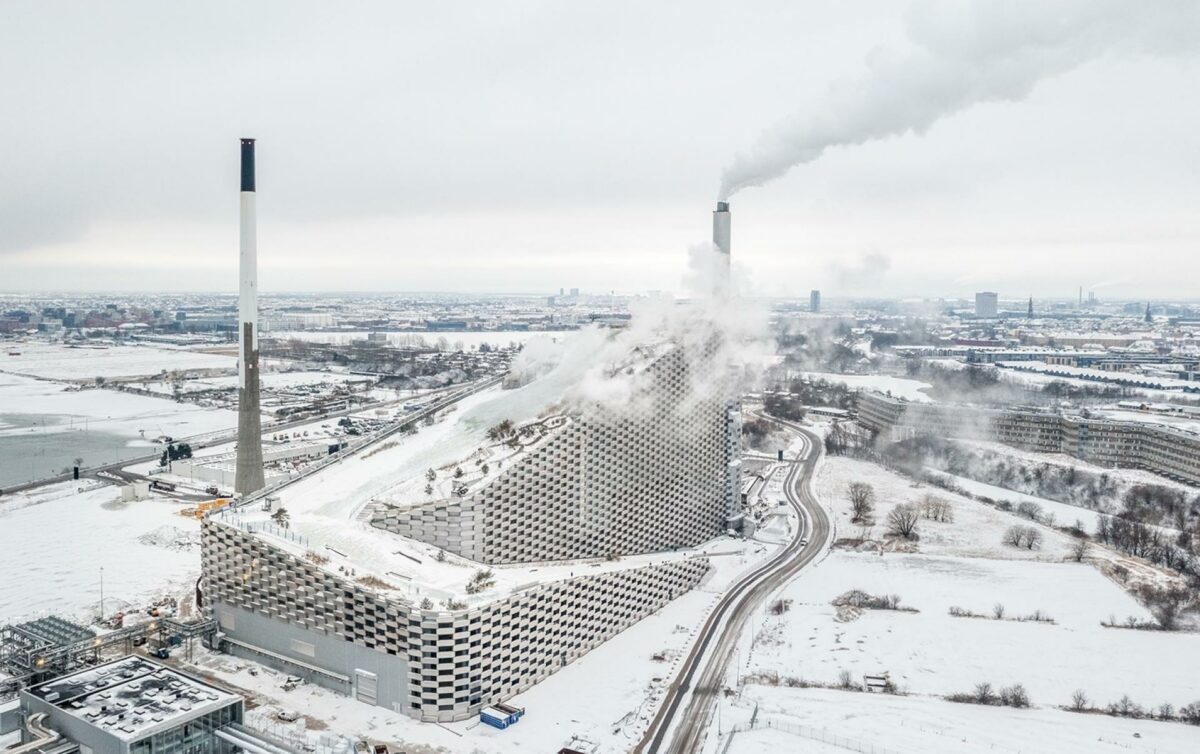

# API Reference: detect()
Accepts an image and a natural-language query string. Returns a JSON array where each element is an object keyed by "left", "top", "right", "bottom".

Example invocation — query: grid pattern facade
[
  {"left": 201, "top": 520, "right": 709, "bottom": 722},
  {"left": 372, "top": 347, "right": 740, "bottom": 564},
  {"left": 858, "top": 392, "right": 1200, "bottom": 484}
]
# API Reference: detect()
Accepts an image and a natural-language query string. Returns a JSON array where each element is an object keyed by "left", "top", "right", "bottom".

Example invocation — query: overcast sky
[{"left": 3, "top": 1, "right": 1199, "bottom": 300}]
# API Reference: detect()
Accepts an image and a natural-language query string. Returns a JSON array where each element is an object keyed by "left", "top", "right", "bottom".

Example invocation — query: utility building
[{"left": 15, "top": 657, "right": 243, "bottom": 754}]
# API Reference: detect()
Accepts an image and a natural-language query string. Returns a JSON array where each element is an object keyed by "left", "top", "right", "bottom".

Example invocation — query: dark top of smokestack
[
  {"left": 716, "top": 201, "right": 729, "bottom": 212},
  {"left": 240, "top": 138, "right": 256, "bottom": 192}
]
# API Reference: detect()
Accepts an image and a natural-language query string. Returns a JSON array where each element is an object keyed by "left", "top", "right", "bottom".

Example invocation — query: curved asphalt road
[{"left": 635, "top": 415, "right": 829, "bottom": 754}]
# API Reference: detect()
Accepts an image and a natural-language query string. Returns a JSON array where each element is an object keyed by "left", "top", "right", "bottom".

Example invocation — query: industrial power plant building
[
  {"left": 858, "top": 391, "right": 1200, "bottom": 485},
  {"left": 201, "top": 338, "right": 741, "bottom": 722},
  {"left": 12, "top": 657, "right": 243, "bottom": 754}
]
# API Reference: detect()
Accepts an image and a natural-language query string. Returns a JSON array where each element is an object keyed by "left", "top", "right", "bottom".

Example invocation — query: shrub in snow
[
  {"left": 832, "top": 590, "right": 910, "bottom": 612},
  {"left": 1107, "top": 695, "right": 1144, "bottom": 719}
]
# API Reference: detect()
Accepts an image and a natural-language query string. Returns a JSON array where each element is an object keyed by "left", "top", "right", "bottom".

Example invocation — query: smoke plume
[
  {"left": 504, "top": 243, "right": 772, "bottom": 422},
  {"left": 718, "top": 0, "right": 1199, "bottom": 199}
]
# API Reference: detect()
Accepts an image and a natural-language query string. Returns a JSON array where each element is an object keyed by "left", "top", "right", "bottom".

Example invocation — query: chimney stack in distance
[{"left": 712, "top": 201, "right": 731, "bottom": 297}]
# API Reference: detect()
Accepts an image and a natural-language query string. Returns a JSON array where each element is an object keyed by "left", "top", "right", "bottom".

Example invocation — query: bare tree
[
  {"left": 1003, "top": 526, "right": 1025, "bottom": 547},
  {"left": 1139, "top": 585, "right": 1194, "bottom": 630},
  {"left": 974, "top": 682, "right": 996, "bottom": 705},
  {"left": 1070, "top": 539, "right": 1090, "bottom": 563},
  {"left": 993, "top": 603, "right": 1005, "bottom": 620},
  {"left": 1071, "top": 689, "right": 1089, "bottom": 711},
  {"left": 887, "top": 503, "right": 920, "bottom": 539},
  {"left": 920, "top": 494, "right": 953, "bottom": 522},
  {"left": 1004, "top": 525, "right": 1042, "bottom": 550},
  {"left": 848, "top": 482, "right": 875, "bottom": 524},
  {"left": 999, "top": 684, "right": 1030, "bottom": 708}
]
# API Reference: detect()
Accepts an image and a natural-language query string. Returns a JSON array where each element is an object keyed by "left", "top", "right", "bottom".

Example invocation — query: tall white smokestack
[
  {"left": 235, "top": 138, "right": 265, "bottom": 495},
  {"left": 712, "top": 201, "right": 731, "bottom": 297}
]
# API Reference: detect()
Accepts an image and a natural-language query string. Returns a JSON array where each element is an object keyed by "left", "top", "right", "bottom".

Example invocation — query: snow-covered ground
[
  {"left": 926, "top": 470, "right": 1102, "bottom": 532},
  {"left": 265, "top": 330, "right": 573, "bottom": 349},
  {"left": 800, "top": 372, "right": 933, "bottom": 402},
  {"left": 718, "top": 687, "right": 1200, "bottom": 754},
  {"left": 814, "top": 457, "right": 1077, "bottom": 561},
  {"left": 742, "top": 551, "right": 1196, "bottom": 705},
  {"left": 0, "top": 342, "right": 234, "bottom": 381},
  {"left": 139, "top": 370, "right": 370, "bottom": 395},
  {"left": 0, "top": 372, "right": 239, "bottom": 439},
  {"left": 960, "top": 438, "right": 1200, "bottom": 498},
  {"left": 996, "top": 362, "right": 1200, "bottom": 401},
  {"left": 0, "top": 480, "right": 199, "bottom": 623},
  {"left": 1092, "top": 408, "right": 1200, "bottom": 435},
  {"left": 726, "top": 453, "right": 1200, "bottom": 754}
]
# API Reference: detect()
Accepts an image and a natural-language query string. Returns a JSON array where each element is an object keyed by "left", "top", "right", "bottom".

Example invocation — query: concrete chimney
[
  {"left": 712, "top": 201, "right": 731, "bottom": 296},
  {"left": 235, "top": 138, "right": 265, "bottom": 495}
]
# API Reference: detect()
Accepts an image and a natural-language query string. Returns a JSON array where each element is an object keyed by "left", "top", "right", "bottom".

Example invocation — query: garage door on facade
[{"left": 355, "top": 669, "right": 378, "bottom": 705}]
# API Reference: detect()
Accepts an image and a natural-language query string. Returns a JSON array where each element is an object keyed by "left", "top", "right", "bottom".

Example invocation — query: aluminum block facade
[
  {"left": 201, "top": 520, "right": 710, "bottom": 721},
  {"left": 371, "top": 346, "right": 742, "bottom": 564}
]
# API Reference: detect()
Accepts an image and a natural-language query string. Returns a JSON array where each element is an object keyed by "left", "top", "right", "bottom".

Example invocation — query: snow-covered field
[
  {"left": 962, "top": 438, "right": 1200, "bottom": 498},
  {"left": 0, "top": 342, "right": 234, "bottom": 380},
  {"left": 800, "top": 371, "right": 933, "bottom": 402},
  {"left": 743, "top": 551, "right": 1195, "bottom": 705},
  {"left": 996, "top": 362, "right": 1200, "bottom": 402},
  {"left": 0, "top": 480, "right": 199, "bottom": 623},
  {"left": 139, "top": 370, "right": 369, "bottom": 395},
  {"left": 729, "top": 453, "right": 1200, "bottom": 753},
  {"left": 265, "top": 330, "right": 573, "bottom": 349},
  {"left": 813, "top": 457, "right": 1077, "bottom": 561},
  {"left": 0, "top": 372, "right": 238, "bottom": 439},
  {"left": 719, "top": 687, "right": 1200, "bottom": 754},
  {"left": 927, "top": 470, "right": 1102, "bottom": 532}
]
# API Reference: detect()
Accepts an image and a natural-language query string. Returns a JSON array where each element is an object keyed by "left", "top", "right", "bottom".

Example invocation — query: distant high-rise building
[
  {"left": 1027, "top": 296, "right": 1034, "bottom": 318},
  {"left": 810, "top": 289, "right": 821, "bottom": 313},
  {"left": 975, "top": 291, "right": 999, "bottom": 318},
  {"left": 1145, "top": 303, "right": 1153, "bottom": 323}
]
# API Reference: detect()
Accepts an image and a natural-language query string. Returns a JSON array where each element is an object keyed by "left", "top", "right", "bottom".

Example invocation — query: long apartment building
[
  {"left": 201, "top": 338, "right": 741, "bottom": 722},
  {"left": 858, "top": 392, "right": 1200, "bottom": 485}
]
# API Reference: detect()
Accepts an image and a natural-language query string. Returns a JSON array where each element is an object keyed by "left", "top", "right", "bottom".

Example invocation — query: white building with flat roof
[{"left": 975, "top": 291, "right": 999, "bottom": 318}]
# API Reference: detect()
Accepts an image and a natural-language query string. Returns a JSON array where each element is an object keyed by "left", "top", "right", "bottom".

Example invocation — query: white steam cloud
[
  {"left": 718, "top": 0, "right": 1199, "bottom": 200},
  {"left": 505, "top": 244, "right": 772, "bottom": 420}
]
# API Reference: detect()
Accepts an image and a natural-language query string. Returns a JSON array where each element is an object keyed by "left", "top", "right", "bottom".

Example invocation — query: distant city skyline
[{"left": 3, "top": 1, "right": 1199, "bottom": 298}]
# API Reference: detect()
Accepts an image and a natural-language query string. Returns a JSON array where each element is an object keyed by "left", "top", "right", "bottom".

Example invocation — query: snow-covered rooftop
[
  {"left": 25, "top": 656, "right": 240, "bottom": 742},
  {"left": 214, "top": 341, "right": 702, "bottom": 607}
]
